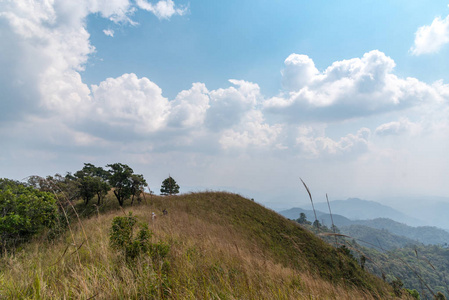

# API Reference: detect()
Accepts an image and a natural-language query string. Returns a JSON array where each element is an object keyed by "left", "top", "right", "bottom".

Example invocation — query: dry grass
[{"left": 0, "top": 192, "right": 412, "bottom": 299}]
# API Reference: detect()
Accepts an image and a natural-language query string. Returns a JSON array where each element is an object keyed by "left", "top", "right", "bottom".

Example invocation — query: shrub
[
  {"left": 0, "top": 179, "right": 58, "bottom": 251},
  {"left": 109, "top": 213, "right": 152, "bottom": 260}
]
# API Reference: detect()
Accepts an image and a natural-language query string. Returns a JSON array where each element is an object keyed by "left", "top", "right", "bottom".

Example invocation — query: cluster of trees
[
  {"left": 1, "top": 163, "right": 181, "bottom": 251},
  {"left": 25, "top": 163, "right": 181, "bottom": 207},
  {"left": 27, "top": 163, "right": 149, "bottom": 207}
]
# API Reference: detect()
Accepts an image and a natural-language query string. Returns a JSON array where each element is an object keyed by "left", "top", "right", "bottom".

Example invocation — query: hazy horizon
[{"left": 1, "top": 1, "right": 449, "bottom": 211}]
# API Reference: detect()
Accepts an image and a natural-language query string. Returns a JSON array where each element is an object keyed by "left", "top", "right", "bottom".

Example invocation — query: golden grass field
[{"left": 0, "top": 192, "right": 413, "bottom": 299}]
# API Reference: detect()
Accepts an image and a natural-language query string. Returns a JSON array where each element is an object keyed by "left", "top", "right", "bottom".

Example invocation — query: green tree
[
  {"left": 160, "top": 176, "right": 180, "bottom": 195},
  {"left": 130, "top": 174, "right": 148, "bottom": 205},
  {"left": 107, "top": 163, "right": 134, "bottom": 206},
  {"left": 74, "top": 164, "right": 110, "bottom": 206},
  {"left": 406, "top": 289, "right": 420, "bottom": 300},
  {"left": 297, "top": 212, "right": 311, "bottom": 225},
  {"left": 390, "top": 278, "right": 404, "bottom": 297},
  {"left": 0, "top": 179, "right": 58, "bottom": 250},
  {"left": 106, "top": 163, "right": 147, "bottom": 206}
]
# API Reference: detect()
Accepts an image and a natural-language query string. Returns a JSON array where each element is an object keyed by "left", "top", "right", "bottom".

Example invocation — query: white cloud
[
  {"left": 411, "top": 15, "right": 449, "bottom": 55},
  {"left": 136, "top": 0, "right": 188, "bottom": 20},
  {"left": 296, "top": 127, "right": 371, "bottom": 158},
  {"left": 219, "top": 110, "right": 283, "bottom": 149},
  {"left": 375, "top": 118, "right": 422, "bottom": 136},
  {"left": 265, "top": 50, "right": 445, "bottom": 122},
  {"left": 91, "top": 73, "right": 170, "bottom": 133},
  {"left": 282, "top": 54, "right": 319, "bottom": 91},
  {"left": 168, "top": 83, "right": 210, "bottom": 128},
  {"left": 205, "top": 80, "right": 261, "bottom": 131},
  {"left": 103, "top": 29, "right": 114, "bottom": 37}
]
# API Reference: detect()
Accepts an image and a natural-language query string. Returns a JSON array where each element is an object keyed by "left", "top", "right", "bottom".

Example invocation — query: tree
[
  {"left": 160, "top": 176, "right": 180, "bottom": 195},
  {"left": 107, "top": 163, "right": 134, "bottom": 206},
  {"left": 297, "top": 212, "right": 311, "bottom": 225},
  {"left": 130, "top": 174, "right": 148, "bottom": 205},
  {"left": 106, "top": 163, "right": 147, "bottom": 206},
  {"left": 74, "top": 164, "right": 110, "bottom": 206}
]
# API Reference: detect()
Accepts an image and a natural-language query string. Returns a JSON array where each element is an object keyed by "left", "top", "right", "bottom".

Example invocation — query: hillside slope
[{"left": 0, "top": 192, "right": 410, "bottom": 299}]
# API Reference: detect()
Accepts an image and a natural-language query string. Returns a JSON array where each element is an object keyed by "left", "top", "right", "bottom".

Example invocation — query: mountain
[
  {"left": 1, "top": 191, "right": 402, "bottom": 299},
  {"left": 351, "top": 218, "right": 449, "bottom": 245},
  {"left": 303, "top": 198, "right": 424, "bottom": 226},
  {"left": 279, "top": 209, "right": 449, "bottom": 246},
  {"left": 381, "top": 196, "right": 449, "bottom": 229},
  {"left": 278, "top": 207, "right": 354, "bottom": 227},
  {"left": 340, "top": 225, "right": 420, "bottom": 250}
]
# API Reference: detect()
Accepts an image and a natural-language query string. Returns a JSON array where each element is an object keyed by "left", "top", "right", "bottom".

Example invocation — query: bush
[
  {"left": 109, "top": 213, "right": 155, "bottom": 260},
  {"left": 0, "top": 179, "right": 59, "bottom": 251}
]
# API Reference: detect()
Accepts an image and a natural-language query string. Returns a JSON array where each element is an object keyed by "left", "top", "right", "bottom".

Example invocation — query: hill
[
  {"left": 279, "top": 207, "right": 354, "bottom": 227},
  {"left": 0, "top": 192, "right": 409, "bottom": 299},
  {"left": 279, "top": 207, "right": 449, "bottom": 246},
  {"left": 340, "top": 225, "right": 420, "bottom": 250},
  {"left": 307, "top": 198, "right": 422, "bottom": 226},
  {"left": 351, "top": 218, "right": 449, "bottom": 246}
]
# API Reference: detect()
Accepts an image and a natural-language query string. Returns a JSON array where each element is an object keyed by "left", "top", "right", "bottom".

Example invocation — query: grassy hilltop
[{"left": 0, "top": 191, "right": 411, "bottom": 299}]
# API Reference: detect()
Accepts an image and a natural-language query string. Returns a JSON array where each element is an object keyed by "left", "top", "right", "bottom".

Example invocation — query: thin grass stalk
[
  {"left": 326, "top": 193, "right": 337, "bottom": 247},
  {"left": 47, "top": 179, "right": 92, "bottom": 260},
  {"left": 299, "top": 178, "right": 319, "bottom": 231},
  {"left": 51, "top": 191, "right": 82, "bottom": 267}
]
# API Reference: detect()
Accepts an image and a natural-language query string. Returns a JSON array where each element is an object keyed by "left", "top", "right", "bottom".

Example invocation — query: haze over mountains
[{"left": 279, "top": 198, "right": 449, "bottom": 246}]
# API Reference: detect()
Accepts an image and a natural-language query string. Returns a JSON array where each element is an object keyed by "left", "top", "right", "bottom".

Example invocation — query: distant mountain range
[{"left": 279, "top": 198, "right": 449, "bottom": 246}]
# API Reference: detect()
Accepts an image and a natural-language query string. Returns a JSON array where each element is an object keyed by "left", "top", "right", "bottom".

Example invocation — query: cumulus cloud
[
  {"left": 265, "top": 50, "right": 445, "bottom": 122},
  {"left": 282, "top": 54, "right": 319, "bottom": 91},
  {"left": 205, "top": 80, "right": 261, "bottom": 131},
  {"left": 411, "top": 15, "right": 449, "bottom": 55},
  {"left": 136, "top": 0, "right": 188, "bottom": 20},
  {"left": 0, "top": 0, "right": 144, "bottom": 121},
  {"left": 168, "top": 83, "right": 210, "bottom": 128},
  {"left": 91, "top": 73, "right": 170, "bottom": 133}
]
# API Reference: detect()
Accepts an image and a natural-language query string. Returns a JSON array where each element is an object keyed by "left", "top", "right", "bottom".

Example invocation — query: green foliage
[
  {"left": 435, "top": 292, "right": 447, "bottom": 300},
  {"left": 0, "top": 179, "right": 58, "bottom": 250},
  {"left": 297, "top": 212, "right": 311, "bottom": 225},
  {"left": 340, "top": 224, "right": 419, "bottom": 250},
  {"left": 74, "top": 163, "right": 111, "bottom": 206},
  {"left": 406, "top": 289, "right": 420, "bottom": 299},
  {"left": 349, "top": 218, "right": 449, "bottom": 246},
  {"left": 107, "top": 163, "right": 134, "bottom": 206},
  {"left": 149, "top": 241, "right": 170, "bottom": 260},
  {"left": 160, "top": 176, "right": 179, "bottom": 196},
  {"left": 109, "top": 213, "right": 167, "bottom": 261},
  {"left": 130, "top": 174, "right": 148, "bottom": 205},
  {"left": 390, "top": 278, "right": 404, "bottom": 297},
  {"left": 107, "top": 163, "right": 147, "bottom": 206},
  {"left": 361, "top": 243, "right": 449, "bottom": 298}
]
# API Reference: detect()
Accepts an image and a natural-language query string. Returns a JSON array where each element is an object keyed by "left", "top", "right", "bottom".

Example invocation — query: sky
[{"left": 1, "top": 0, "right": 449, "bottom": 210}]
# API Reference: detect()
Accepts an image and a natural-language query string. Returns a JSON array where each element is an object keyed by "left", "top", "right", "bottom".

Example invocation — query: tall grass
[{"left": 0, "top": 192, "right": 411, "bottom": 299}]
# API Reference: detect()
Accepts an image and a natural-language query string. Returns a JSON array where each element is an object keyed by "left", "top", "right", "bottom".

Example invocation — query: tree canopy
[
  {"left": 74, "top": 163, "right": 111, "bottom": 206},
  {"left": 160, "top": 176, "right": 180, "bottom": 196},
  {"left": 107, "top": 163, "right": 147, "bottom": 206}
]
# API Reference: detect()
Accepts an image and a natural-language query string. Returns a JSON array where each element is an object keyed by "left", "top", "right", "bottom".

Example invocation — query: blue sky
[{"left": 2, "top": 0, "right": 449, "bottom": 211}]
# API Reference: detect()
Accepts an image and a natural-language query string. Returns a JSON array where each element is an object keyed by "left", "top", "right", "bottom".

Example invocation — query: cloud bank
[{"left": 2, "top": 0, "right": 449, "bottom": 200}]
